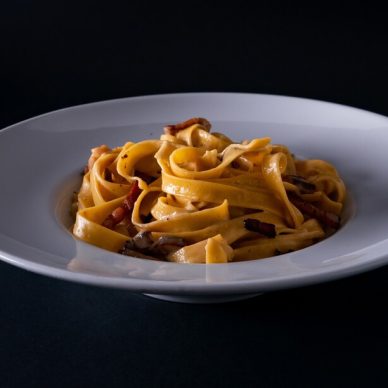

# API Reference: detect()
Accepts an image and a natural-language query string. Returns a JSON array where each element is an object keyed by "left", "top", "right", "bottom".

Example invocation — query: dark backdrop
[{"left": 1, "top": 2, "right": 388, "bottom": 387}]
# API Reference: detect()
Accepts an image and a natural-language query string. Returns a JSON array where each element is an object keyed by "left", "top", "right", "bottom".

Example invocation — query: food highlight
[{"left": 72, "top": 118, "right": 346, "bottom": 263}]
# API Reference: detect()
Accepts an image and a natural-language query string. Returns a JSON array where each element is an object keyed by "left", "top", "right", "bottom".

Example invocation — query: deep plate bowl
[{"left": 0, "top": 93, "right": 387, "bottom": 303}]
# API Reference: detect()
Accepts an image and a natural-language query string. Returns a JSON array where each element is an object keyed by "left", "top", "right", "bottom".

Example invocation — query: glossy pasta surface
[{"left": 72, "top": 118, "right": 346, "bottom": 263}]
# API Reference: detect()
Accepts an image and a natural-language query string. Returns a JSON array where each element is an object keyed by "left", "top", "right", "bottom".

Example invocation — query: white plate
[{"left": 0, "top": 93, "right": 387, "bottom": 303}]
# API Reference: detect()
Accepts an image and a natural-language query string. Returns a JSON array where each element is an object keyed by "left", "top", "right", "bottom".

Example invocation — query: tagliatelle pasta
[{"left": 72, "top": 118, "right": 346, "bottom": 264}]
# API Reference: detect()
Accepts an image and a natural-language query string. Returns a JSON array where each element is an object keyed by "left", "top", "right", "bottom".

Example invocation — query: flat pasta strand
[{"left": 72, "top": 119, "right": 347, "bottom": 264}]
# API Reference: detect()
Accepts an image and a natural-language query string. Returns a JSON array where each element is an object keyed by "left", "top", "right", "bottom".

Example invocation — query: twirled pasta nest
[{"left": 72, "top": 118, "right": 346, "bottom": 263}]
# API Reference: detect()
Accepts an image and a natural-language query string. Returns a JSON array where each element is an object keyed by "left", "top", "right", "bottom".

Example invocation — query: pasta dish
[{"left": 72, "top": 118, "right": 346, "bottom": 263}]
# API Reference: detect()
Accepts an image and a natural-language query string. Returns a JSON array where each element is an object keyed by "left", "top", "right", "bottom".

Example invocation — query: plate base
[{"left": 143, "top": 293, "right": 262, "bottom": 304}]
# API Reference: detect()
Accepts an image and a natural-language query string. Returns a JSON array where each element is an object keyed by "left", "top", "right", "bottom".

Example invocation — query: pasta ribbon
[{"left": 72, "top": 119, "right": 346, "bottom": 263}]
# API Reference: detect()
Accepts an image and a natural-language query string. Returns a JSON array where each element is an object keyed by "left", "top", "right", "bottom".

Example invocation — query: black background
[{"left": 1, "top": 2, "right": 388, "bottom": 387}]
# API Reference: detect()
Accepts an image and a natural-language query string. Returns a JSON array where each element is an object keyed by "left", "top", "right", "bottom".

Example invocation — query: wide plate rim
[{"left": 1, "top": 92, "right": 388, "bottom": 295}]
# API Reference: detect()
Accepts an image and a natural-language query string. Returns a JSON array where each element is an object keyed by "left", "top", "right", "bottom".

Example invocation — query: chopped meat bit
[
  {"left": 119, "top": 240, "right": 159, "bottom": 260},
  {"left": 132, "top": 231, "right": 154, "bottom": 250},
  {"left": 283, "top": 175, "right": 316, "bottom": 194},
  {"left": 244, "top": 219, "right": 276, "bottom": 238},
  {"left": 288, "top": 192, "right": 340, "bottom": 229},
  {"left": 102, "top": 181, "right": 141, "bottom": 229},
  {"left": 112, "top": 206, "right": 126, "bottom": 220},
  {"left": 151, "top": 236, "right": 187, "bottom": 256},
  {"left": 102, "top": 217, "right": 115, "bottom": 229},
  {"left": 163, "top": 117, "right": 211, "bottom": 136},
  {"left": 119, "top": 232, "right": 187, "bottom": 259},
  {"left": 85, "top": 144, "right": 111, "bottom": 173},
  {"left": 122, "top": 181, "right": 142, "bottom": 211},
  {"left": 102, "top": 206, "right": 126, "bottom": 229}
]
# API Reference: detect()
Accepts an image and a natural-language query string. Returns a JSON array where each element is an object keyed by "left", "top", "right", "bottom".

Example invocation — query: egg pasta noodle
[{"left": 72, "top": 118, "right": 346, "bottom": 264}]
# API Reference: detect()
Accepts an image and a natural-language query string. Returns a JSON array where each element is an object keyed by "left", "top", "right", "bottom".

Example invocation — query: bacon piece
[
  {"left": 163, "top": 117, "right": 211, "bottom": 136},
  {"left": 102, "top": 207, "right": 126, "bottom": 229},
  {"left": 288, "top": 192, "right": 340, "bottom": 229},
  {"left": 85, "top": 145, "right": 111, "bottom": 173},
  {"left": 102, "top": 181, "right": 141, "bottom": 229},
  {"left": 283, "top": 175, "right": 316, "bottom": 194},
  {"left": 244, "top": 219, "right": 276, "bottom": 238},
  {"left": 123, "top": 181, "right": 141, "bottom": 211}
]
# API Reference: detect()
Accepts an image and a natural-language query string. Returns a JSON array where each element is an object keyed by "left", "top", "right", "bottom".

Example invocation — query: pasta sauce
[{"left": 72, "top": 118, "right": 346, "bottom": 263}]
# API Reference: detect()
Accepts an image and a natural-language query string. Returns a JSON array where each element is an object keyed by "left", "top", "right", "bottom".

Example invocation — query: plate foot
[{"left": 143, "top": 293, "right": 262, "bottom": 304}]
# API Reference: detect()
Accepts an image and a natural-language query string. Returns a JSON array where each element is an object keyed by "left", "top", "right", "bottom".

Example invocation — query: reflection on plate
[{"left": 0, "top": 93, "right": 387, "bottom": 303}]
